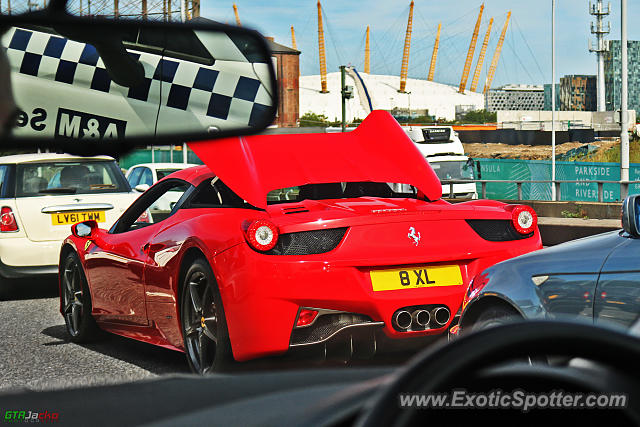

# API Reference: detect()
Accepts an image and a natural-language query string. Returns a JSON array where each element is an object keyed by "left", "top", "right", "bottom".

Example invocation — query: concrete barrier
[{"left": 538, "top": 217, "right": 620, "bottom": 246}]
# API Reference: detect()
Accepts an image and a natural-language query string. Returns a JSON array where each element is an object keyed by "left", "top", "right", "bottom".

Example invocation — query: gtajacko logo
[{"left": 3, "top": 410, "right": 59, "bottom": 423}]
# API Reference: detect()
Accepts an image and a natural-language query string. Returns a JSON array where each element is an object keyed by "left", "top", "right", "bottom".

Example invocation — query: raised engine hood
[{"left": 188, "top": 110, "right": 442, "bottom": 209}]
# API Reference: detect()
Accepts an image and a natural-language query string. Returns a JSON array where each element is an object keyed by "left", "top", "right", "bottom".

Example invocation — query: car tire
[
  {"left": 180, "top": 257, "right": 232, "bottom": 374},
  {"left": 472, "top": 305, "right": 547, "bottom": 364},
  {"left": 60, "top": 252, "right": 100, "bottom": 343},
  {"left": 472, "top": 306, "right": 518, "bottom": 332}
]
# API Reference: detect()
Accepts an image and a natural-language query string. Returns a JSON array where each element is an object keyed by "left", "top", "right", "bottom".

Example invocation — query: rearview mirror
[
  {"left": 134, "top": 184, "right": 150, "bottom": 193},
  {"left": 71, "top": 220, "right": 97, "bottom": 238},
  {"left": 621, "top": 194, "right": 640, "bottom": 237},
  {"left": 0, "top": 13, "right": 277, "bottom": 155}
]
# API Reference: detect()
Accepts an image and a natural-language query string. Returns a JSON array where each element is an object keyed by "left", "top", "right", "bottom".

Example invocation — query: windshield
[
  {"left": 16, "top": 161, "right": 129, "bottom": 196},
  {"left": 430, "top": 160, "right": 475, "bottom": 181},
  {"left": 267, "top": 182, "right": 417, "bottom": 204}
]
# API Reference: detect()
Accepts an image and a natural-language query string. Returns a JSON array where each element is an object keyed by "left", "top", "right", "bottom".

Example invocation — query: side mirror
[
  {"left": 0, "top": 13, "right": 278, "bottom": 156},
  {"left": 621, "top": 195, "right": 640, "bottom": 237},
  {"left": 71, "top": 220, "right": 97, "bottom": 238},
  {"left": 134, "top": 184, "right": 150, "bottom": 193}
]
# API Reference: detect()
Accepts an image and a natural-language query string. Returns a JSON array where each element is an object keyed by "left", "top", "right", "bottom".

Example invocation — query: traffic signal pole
[{"left": 340, "top": 66, "right": 346, "bottom": 132}]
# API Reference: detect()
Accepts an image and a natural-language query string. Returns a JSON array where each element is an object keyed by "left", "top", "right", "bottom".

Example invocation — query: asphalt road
[
  {"left": 0, "top": 279, "right": 188, "bottom": 393},
  {"left": 0, "top": 279, "right": 414, "bottom": 394}
]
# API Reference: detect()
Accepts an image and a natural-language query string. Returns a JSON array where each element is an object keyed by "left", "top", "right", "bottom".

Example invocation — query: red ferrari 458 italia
[{"left": 59, "top": 111, "right": 541, "bottom": 373}]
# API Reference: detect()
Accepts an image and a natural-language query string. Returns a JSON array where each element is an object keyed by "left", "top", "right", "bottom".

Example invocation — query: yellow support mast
[
  {"left": 470, "top": 17, "right": 493, "bottom": 92},
  {"left": 190, "top": 0, "right": 200, "bottom": 18},
  {"left": 364, "top": 26, "right": 371, "bottom": 74},
  {"left": 233, "top": 3, "right": 241, "bottom": 26},
  {"left": 399, "top": 1, "right": 414, "bottom": 93},
  {"left": 291, "top": 26, "right": 297, "bottom": 49},
  {"left": 484, "top": 11, "right": 511, "bottom": 94},
  {"left": 317, "top": 0, "right": 328, "bottom": 93},
  {"left": 427, "top": 22, "right": 441, "bottom": 81},
  {"left": 458, "top": 3, "right": 484, "bottom": 93}
]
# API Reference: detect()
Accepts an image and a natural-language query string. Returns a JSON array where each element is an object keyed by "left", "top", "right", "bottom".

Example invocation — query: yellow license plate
[
  {"left": 370, "top": 265, "right": 463, "bottom": 292},
  {"left": 51, "top": 211, "right": 106, "bottom": 225}
]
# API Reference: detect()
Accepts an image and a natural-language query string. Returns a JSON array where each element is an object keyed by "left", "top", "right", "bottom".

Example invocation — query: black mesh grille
[
  {"left": 266, "top": 227, "right": 348, "bottom": 255},
  {"left": 466, "top": 219, "right": 533, "bottom": 241},
  {"left": 290, "top": 313, "right": 373, "bottom": 345}
]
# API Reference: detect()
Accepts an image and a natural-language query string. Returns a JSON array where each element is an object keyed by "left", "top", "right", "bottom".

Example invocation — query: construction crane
[
  {"left": 484, "top": 11, "right": 511, "bottom": 94},
  {"left": 16, "top": 0, "right": 200, "bottom": 20},
  {"left": 191, "top": 0, "right": 200, "bottom": 19},
  {"left": 427, "top": 22, "right": 441, "bottom": 81},
  {"left": 233, "top": 3, "right": 241, "bottom": 26},
  {"left": 458, "top": 3, "right": 484, "bottom": 93},
  {"left": 364, "top": 26, "right": 371, "bottom": 74},
  {"left": 291, "top": 26, "right": 297, "bottom": 49},
  {"left": 399, "top": 0, "right": 414, "bottom": 93},
  {"left": 470, "top": 17, "right": 493, "bottom": 92},
  {"left": 317, "top": 0, "right": 328, "bottom": 93}
]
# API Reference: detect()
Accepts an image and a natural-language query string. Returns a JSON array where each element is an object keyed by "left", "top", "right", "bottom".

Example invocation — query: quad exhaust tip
[
  {"left": 393, "top": 310, "right": 412, "bottom": 330},
  {"left": 412, "top": 309, "right": 430, "bottom": 328},
  {"left": 432, "top": 306, "right": 451, "bottom": 327}
]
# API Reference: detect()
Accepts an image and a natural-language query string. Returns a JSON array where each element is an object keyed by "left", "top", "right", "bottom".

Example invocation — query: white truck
[{"left": 403, "top": 126, "right": 478, "bottom": 200}]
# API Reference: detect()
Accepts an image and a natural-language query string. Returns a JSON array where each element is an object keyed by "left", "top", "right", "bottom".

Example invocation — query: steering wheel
[{"left": 356, "top": 321, "right": 640, "bottom": 427}]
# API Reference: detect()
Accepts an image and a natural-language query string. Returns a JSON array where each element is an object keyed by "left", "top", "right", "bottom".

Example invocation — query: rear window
[
  {"left": 0, "top": 165, "right": 12, "bottom": 198},
  {"left": 156, "top": 169, "right": 182, "bottom": 180},
  {"left": 16, "top": 161, "right": 130, "bottom": 197},
  {"left": 188, "top": 178, "right": 251, "bottom": 209},
  {"left": 267, "top": 182, "right": 418, "bottom": 204}
]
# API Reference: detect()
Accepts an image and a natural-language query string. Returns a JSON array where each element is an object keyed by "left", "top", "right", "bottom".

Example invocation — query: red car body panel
[
  {"left": 60, "top": 115, "right": 543, "bottom": 363},
  {"left": 188, "top": 110, "right": 443, "bottom": 208}
]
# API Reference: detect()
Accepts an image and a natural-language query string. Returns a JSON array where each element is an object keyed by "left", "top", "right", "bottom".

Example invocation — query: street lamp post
[
  {"left": 339, "top": 66, "right": 354, "bottom": 132},
  {"left": 551, "top": 0, "right": 557, "bottom": 201},
  {"left": 620, "top": 0, "right": 629, "bottom": 198}
]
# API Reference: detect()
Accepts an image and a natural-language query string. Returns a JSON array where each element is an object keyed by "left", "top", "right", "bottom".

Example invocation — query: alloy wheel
[
  {"left": 183, "top": 270, "right": 219, "bottom": 374},
  {"left": 62, "top": 257, "right": 84, "bottom": 337}
]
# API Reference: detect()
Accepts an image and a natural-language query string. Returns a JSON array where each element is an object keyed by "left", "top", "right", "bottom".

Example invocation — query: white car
[
  {"left": 403, "top": 126, "right": 478, "bottom": 199},
  {"left": 0, "top": 153, "right": 138, "bottom": 286},
  {"left": 126, "top": 162, "right": 198, "bottom": 211}
]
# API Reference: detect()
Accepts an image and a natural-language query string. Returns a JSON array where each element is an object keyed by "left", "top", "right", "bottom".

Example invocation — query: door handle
[{"left": 141, "top": 243, "right": 150, "bottom": 253}]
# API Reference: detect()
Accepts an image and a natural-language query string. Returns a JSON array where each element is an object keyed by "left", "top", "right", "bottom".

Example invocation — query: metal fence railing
[{"left": 441, "top": 179, "right": 640, "bottom": 203}]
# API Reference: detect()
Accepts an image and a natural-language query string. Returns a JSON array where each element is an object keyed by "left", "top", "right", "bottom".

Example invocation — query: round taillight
[
  {"left": 511, "top": 205, "right": 537, "bottom": 234},
  {"left": 1, "top": 212, "right": 14, "bottom": 226},
  {"left": 246, "top": 219, "right": 279, "bottom": 251},
  {"left": 0, "top": 206, "right": 17, "bottom": 232}
]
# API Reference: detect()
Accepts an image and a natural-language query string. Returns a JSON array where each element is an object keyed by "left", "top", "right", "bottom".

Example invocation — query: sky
[{"left": 199, "top": 0, "right": 640, "bottom": 88}]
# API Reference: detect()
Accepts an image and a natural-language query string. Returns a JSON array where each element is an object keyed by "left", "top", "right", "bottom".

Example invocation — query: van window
[{"left": 430, "top": 161, "right": 475, "bottom": 180}]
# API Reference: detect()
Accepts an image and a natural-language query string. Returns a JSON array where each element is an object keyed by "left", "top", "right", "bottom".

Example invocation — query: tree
[
  {"left": 299, "top": 112, "right": 329, "bottom": 127},
  {"left": 460, "top": 109, "right": 496, "bottom": 124}
]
